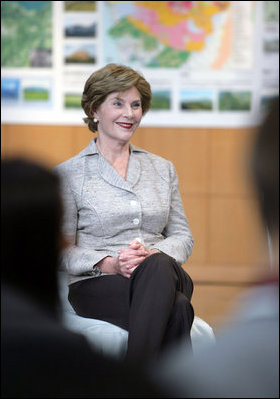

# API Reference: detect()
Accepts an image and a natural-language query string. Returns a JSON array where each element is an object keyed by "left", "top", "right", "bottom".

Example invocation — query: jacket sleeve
[
  {"left": 56, "top": 167, "right": 109, "bottom": 276},
  {"left": 151, "top": 162, "right": 194, "bottom": 265}
]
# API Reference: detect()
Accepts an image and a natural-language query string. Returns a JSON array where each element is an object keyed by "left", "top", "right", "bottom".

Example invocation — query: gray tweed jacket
[{"left": 55, "top": 138, "right": 194, "bottom": 285}]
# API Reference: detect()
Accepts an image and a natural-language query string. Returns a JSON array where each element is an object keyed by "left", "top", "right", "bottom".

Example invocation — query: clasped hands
[
  {"left": 96, "top": 239, "right": 159, "bottom": 278},
  {"left": 117, "top": 239, "right": 150, "bottom": 278},
  {"left": 117, "top": 239, "right": 160, "bottom": 278}
]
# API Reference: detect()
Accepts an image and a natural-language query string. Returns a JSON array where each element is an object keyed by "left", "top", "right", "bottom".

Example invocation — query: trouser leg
[
  {"left": 127, "top": 252, "right": 194, "bottom": 363},
  {"left": 68, "top": 275, "right": 130, "bottom": 330},
  {"left": 161, "top": 291, "right": 194, "bottom": 352}
]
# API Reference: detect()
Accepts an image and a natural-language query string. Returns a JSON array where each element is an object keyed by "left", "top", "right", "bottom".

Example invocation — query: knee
[
  {"left": 174, "top": 291, "right": 189, "bottom": 309},
  {"left": 140, "top": 252, "right": 177, "bottom": 277},
  {"left": 143, "top": 252, "right": 176, "bottom": 270}
]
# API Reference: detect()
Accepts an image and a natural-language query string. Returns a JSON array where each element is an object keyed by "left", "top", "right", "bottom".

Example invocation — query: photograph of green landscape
[
  {"left": 151, "top": 90, "right": 171, "bottom": 110},
  {"left": 218, "top": 91, "right": 251, "bottom": 111},
  {"left": 64, "top": 93, "right": 81, "bottom": 109},
  {"left": 64, "top": 13, "right": 96, "bottom": 38},
  {"left": 180, "top": 89, "right": 214, "bottom": 111},
  {"left": 22, "top": 79, "right": 51, "bottom": 104}
]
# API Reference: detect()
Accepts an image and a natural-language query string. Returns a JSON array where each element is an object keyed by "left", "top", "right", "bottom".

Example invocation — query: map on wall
[
  {"left": 103, "top": 1, "right": 242, "bottom": 70},
  {"left": 1, "top": 1, "right": 279, "bottom": 127}
]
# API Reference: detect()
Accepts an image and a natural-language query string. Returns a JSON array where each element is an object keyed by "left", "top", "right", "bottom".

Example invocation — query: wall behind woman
[{"left": 1, "top": 123, "right": 268, "bottom": 330}]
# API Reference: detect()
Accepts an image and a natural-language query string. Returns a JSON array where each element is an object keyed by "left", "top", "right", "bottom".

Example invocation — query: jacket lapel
[
  {"left": 126, "top": 152, "right": 141, "bottom": 188},
  {"left": 97, "top": 155, "right": 133, "bottom": 192},
  {"left": 83, "top": 139, "right": 145, "bottom": 192}
]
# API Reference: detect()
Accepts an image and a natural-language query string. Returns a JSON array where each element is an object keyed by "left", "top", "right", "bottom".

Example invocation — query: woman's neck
[
  {"left": 96, "top": 137, "right": 129, "bottom": 162},
  {"left": 96, "top": 137, "right": 130, "bottom": 179}
]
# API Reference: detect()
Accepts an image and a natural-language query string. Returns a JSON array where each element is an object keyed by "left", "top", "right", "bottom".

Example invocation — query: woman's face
[{"left": 93, "top": 86, "right": 143, "bottom": 144}]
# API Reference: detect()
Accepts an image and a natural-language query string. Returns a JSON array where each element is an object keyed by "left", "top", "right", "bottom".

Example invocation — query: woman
[{"left": 55, "top": 63, "right": 194, "bottom": 364}]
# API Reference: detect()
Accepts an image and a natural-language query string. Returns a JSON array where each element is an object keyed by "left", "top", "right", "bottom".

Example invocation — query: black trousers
[{"left": 68, "top": 253, "right": 194, "bottom": 364}]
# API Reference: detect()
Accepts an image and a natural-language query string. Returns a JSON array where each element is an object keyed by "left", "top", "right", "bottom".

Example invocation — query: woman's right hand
[{"left": 95, "top": 254, "right": 140, "bottom": 278}]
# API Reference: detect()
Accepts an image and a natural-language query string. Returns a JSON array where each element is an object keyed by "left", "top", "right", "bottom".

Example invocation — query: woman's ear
[{"left": 91, "top": 109, "right": 99, "bottom": 123}]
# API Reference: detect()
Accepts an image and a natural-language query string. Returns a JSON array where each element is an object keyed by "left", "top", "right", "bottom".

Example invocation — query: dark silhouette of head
[
  {"left": 1, "top": 158, "right": 63, "bottom": 316},
  {"left": 251, "top": 98, "right": 279, "bottom": 239}
]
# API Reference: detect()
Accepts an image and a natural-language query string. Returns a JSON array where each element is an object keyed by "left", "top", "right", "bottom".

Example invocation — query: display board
[{"left": 1, "top": 1, "right": 279, "bottom": 127}]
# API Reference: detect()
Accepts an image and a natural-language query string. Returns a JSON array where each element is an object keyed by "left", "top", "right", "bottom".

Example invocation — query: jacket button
[{"left": 133, "top": 218, "right": 140, "bottom": 225}]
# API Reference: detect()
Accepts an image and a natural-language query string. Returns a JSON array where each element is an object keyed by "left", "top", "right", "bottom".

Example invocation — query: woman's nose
[{"left": 123, "top": 105, "right": 133, "bottom": 117}]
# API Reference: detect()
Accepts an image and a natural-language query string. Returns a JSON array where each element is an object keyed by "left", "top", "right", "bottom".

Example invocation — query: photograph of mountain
[{"left": 64, "top": 43, "right": 96, "bottom": 64}]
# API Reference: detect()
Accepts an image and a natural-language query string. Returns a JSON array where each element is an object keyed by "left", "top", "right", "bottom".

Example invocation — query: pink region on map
[{"left": 133, "top": 6, "right": 205, "bottom": 51}]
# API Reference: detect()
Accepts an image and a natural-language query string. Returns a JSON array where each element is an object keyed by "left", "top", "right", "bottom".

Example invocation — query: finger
[
  {"left": 124, "top": 267, "right": 134, "bottom": 278},
  {"left": 126, "top": 242, "right": 146, "bottom": 250},
  {"left": 119, "top": 251, "right": 143, "bottom": 262},
  {"left": 129, "top": 243, "right": 148, "bottom": 255},
  {"left": 137, "top": 248, "right": 149, "bottom": 256},
  {"left": 128, "top": 244, "right": 141, "bottom": 251},
  {"left": 118, "top": 250, "right": 135, "bottom": 261},
  {"left": 129, "top": 239, "right": 140, "bottom": 245}
]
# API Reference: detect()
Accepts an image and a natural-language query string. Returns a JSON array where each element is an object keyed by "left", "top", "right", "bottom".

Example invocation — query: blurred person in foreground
[
  {"left": 151, "top": 98, "right": 279, "bottom": 398},
  {"left": 1, "top": 158, "right": 164, "bottom": 398},
  {"left": 55, "top": 63, "right": 194, "bottom": 365}
]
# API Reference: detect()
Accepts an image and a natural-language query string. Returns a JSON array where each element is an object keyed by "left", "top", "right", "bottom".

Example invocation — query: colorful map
[{"left": 103, "top": 1, "right": 233, "bottom": 68}]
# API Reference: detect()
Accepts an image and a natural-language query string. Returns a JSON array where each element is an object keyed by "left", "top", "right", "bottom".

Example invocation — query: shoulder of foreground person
[
  {"left": 151, "top": 282, "right": 279, "bottom": 398},
  {"left": 1, "top": 284, "right": 166, "bottom": 398}
]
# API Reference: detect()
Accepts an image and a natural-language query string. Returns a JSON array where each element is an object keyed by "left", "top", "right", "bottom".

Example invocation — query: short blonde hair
[{"left": 81, "top": 63, "right": 152, "bottom": 133}]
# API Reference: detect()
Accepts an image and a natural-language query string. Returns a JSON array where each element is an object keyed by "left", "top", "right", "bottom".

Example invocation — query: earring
[{"left": 93, "top": 118, "right": 98, "bottom": 123}]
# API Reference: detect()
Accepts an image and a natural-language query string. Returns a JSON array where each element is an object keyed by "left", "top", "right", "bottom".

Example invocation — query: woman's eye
[
  {"left": 132, "top": 103, "right": 141, "bottom": 108},
  {"left": 113, "top": 101, "right": 122, "bottom": 106}
]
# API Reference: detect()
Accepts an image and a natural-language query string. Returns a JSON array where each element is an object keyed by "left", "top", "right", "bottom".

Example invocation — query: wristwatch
[
  {"left": 91, "top": 265, "right": 102, "bottom": 277},
  {"left": 84, "top": 265, "right": 102, "bottom": 277}
]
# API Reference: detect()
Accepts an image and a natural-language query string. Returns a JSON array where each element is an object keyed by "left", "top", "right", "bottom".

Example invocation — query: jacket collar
[
  {"left": 80, "top": 138, "right": 148, "bottom": 157},
  {"left": 80, "top": 138, "right": 147, "bottom": 191}
]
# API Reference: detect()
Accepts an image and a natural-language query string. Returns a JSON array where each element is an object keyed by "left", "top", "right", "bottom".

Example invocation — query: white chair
[{"left": 58, "top": 272, "right": 215, "bottom": 359}]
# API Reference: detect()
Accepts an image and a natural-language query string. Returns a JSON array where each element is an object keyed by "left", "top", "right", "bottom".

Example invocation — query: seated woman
[{"left": 55, "top": 63, "right": 195, "bottom": 365}]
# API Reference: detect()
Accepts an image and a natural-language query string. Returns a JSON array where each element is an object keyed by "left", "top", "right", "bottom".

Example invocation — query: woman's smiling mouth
[{"left": 116, "top": 122, "right": 134, "bottom": 129}]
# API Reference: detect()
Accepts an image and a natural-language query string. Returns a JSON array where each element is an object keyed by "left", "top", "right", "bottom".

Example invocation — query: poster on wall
[{"left": 1, "top": 0, "right": 279, "bottom": 127}]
